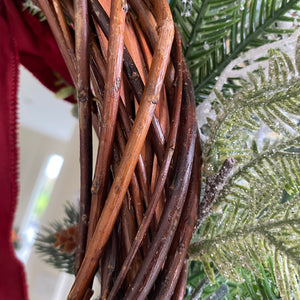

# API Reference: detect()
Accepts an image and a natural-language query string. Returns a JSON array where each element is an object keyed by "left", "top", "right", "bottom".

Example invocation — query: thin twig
[
  {"left": 194, "top": 157, "right": 236, "bottom": 233},
  {"left": 128, "top": 0, "right": 175, "bottom": 94},
  {"left": 127, "top": 0, "right": 157, "bottom": 51},
  {"left": 171, "top": 259, "right": 189, "bottom": 300},
  {"left": 99, "top": 227, "right": 117, "bottom": 300},
  {"left": 190, "top": 277, "right": 209, "bottom": 300},
  {"left": 152, "top": 131, "right": 202, "bottom": 299},
  {"left": 74, "top": 0, "right": 93, "bottom": 275}
]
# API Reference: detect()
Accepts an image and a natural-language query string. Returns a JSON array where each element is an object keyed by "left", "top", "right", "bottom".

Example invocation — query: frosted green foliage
[
  {"left": 189, "top": 192, "right": 300, "bottom": 298},
  {"left": 180, "top": 0, "right": 193, "bottom": 17},
  {"left": 185, "top": 259, "right": 280, "bottom": 299},
  {"left": 296, "top": 35, "right": 300, "bottom": 73},
  {"left": 189, "top": 40, "right": 300, "bottom": 299},
  {"left": 170, "top": 0, "right": 300, "bottom": 100},
  {"left": 203, "top": 48, "right": 300, "bottom": 174},
  {"left": 189, "top": 135, "right": 300, "bottom": 298}
]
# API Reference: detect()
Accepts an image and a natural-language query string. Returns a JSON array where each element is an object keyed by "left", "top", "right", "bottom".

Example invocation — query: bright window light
[
  {"left": 26, "top": 226, "right": 36, "bottom": 244},
  {"left": 45, "top": 155, "right": 64, "bottom": 179}
]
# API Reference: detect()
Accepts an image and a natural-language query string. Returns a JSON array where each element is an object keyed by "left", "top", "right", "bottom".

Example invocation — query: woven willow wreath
[{"left": 37, "top": 0, "right": 201, "bottom": 299}]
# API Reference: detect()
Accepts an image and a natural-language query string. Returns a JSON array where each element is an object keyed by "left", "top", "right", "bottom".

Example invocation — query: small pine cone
[{"left": 53, "top": 225, "right": 78, "bottom": 254}]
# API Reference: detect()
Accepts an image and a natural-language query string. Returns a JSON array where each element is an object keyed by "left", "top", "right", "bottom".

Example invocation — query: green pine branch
[
  {"left": 35, "top": 202, "right": 78, "bottom": 274},
  {"left": 172, "top": 0, "right": 300, "bottom": 101}
]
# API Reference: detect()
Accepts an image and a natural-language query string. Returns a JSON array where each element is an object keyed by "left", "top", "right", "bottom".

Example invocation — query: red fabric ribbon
[{"left": 0, "top": 1, "right": 72, "bottom": 298}]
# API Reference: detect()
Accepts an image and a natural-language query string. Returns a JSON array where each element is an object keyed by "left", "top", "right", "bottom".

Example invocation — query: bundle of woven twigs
[{"left": 37, "top": 0, "right": 202, "bottom": 299}]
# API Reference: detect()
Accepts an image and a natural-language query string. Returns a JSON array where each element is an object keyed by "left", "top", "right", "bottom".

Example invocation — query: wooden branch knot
[
  {"left": 77, "top": 89, "right": 89, "bottom": 103},
  {"left": 121, "top": 0, "right": 128, "bottom": 13}
]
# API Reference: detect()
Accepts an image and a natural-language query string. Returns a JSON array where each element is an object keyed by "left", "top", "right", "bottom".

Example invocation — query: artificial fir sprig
[
  {"left": 203, "top": 47, "right": 300, "bottom": 173},
  {"left": 35, "top": 202, "right": 79, "bottom": 274},
  {"left": 189, "top": 192, "right": 300, "bottom": 299},
  {"left": 172, "top": 0, "right": 300, "bottom": 100},
  {"left": 190, "top": 45, "right": 300, "bottom": 299}
]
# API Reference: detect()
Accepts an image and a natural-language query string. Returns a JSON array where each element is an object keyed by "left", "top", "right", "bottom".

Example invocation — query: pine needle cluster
[{"left": 35, "top": 202, "right": 79, "bottom": 274}]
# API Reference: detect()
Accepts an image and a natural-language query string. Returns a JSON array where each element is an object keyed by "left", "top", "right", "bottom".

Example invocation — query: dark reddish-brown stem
[
  {"left": 100, "top": 227, "right": 117, "bottom": 300},
  {"left": 60, "top": 0, "right": 75, "bottom": 18},
  {"left": 112, "top": 130, "right": 145, "bottom": 281},
  {"left": 116, "top": 101, "right": 152, "bottom": 225},
  {"left": 82, "top": 289, "right": 94, "bottom": 300},
  {"left": 151, "top": 132, "right": 202, "bottom": 299},
  {"left": 35, "top": 5, "right": 93, "bottom": 273},
  {"left": 120, "top": 193, "right": 143, "bottom": 283},
  {"left": 129, "top": 12, "right": 152, "bottom": 71},
  {"left": 87, "top": 0, "right": 127, "bottom": 243},
  {"left": 122, "top": 48, "right": 166, "bottom": 164},
  {"left": 73, "top": 0, "right": 93, "bottom": 275},
  {"left": 171, "top": 260, "right": 189, "bottom": 300},
  {"left": 107, "top": 26, "right": 183, "bottom": 299}
]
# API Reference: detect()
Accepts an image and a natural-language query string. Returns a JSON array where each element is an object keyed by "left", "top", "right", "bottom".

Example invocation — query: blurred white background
[{"left": 14, "top": 66, "right": 80, "bottom": 300}]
